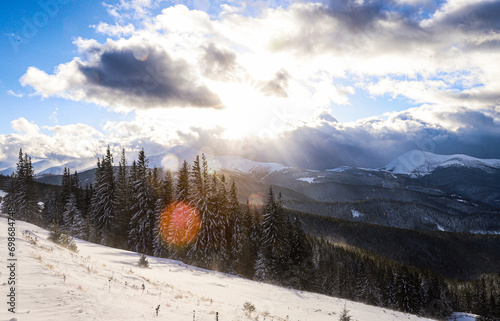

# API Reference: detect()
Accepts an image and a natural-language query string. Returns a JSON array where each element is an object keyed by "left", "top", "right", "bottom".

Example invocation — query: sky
[{"left": 1, "top": 0, "right": 500, "bottom": 170}]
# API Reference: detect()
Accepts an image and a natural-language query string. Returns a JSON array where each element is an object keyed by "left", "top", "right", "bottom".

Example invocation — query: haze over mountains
[{"left": 16, "top": 147, "right": 498, "bottom": 235}]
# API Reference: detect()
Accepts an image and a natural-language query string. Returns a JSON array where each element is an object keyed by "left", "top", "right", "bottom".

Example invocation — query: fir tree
[
  {"left": 226, "top": 180, "right": 243, "bottom": 273},
  {"left": 2, "top": 149, "right": 39, "bottom": 222},
  {"left": 176, "top": 160, "right": 190, "bottom": 201},
  {"left": 189, "top": 155, "right": 225, "bottom": 268},
  {"left": 90, "top": 146, "right": 115, "bottom": 243},
  {"left": 62, "top": 194, "right": 86, "bottom": 238},
  {"left": 114, "top": 148, "right": 131, "bottom": 247},
  {"left": 153, "top": 170, "right": 174, "bottom": 258},
  {"left": 128, "top": 149, "right": 155, "bottom": 255},
  {"left": 255, "top": 188, "right": 290, "bottom": 282},
  {"left": 338, "top": 304, "right": 352, "bottom": 321}
]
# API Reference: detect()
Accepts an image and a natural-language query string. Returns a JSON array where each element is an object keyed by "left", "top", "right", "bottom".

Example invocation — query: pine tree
[
  {"left": 60, "top": 167, "right": 72, "bottom": 207},
  {"left": 176, "top": 160, "right": 190, "bottom": 201},
  {"left": 128, "top": 149, "right": 155, "bottom": 255},
  {"left": 2, "top": 149, "right": 39, "bottom": 222},
  {"left": 189, "top": 155, "right": 225, "bottom": 268},
  {"left": 255, "top": 188, "right": 290, "bottom": 282},
  {"left": 288, "top": 217, "right": 314, "bottom": 290},
  {"left": 90, "top": 146, "right": 115, "bottom": 243},
  {"left": 153, "top": 170, "right": 174, "bottom": 257},
  {"left": 114, "top": 148, "right": 131, "bottom": 247},
  {"left": 338, "top": 303, "right": 352, "bottom": 321},
  {"left": 226, "top": 180, "right": 243, "bottom": 273},
  {"left": 62, "top": 194, "right": 86, "bottom": 238}
]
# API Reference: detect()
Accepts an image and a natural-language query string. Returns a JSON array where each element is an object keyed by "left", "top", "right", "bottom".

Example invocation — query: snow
[
  {"left": 351, "top": 209, "right": 363, "bottom": 218},
  {"left": 0, "top": 217, "right": 439, "bottom": 321},
  {"left": 0, "top": 189, "right": 5, "bottom": 209},
  {"left": 326, "top": 166, "right": 352, "bottom": 172},
  {"left": 384, "top": 150, "right": 500, "bottom": 177},
  {"left": 297, "top": 177, "right": 315, "bottom": 183},
  {"left": 446, "top": 312, "right": 478, "bottom": 321}
]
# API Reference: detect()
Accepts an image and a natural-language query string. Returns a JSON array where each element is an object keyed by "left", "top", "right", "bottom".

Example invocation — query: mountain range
[{"left": 4, "top": 147, "right": 499, "bottom": 234}]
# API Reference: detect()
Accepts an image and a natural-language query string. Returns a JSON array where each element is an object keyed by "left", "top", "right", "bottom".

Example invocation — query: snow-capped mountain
[
  {"left": 383, "top": 150, "right": 500, "bottom": 177},
  {"left": 146, "top": 145, "right": 288, "bottom": 175},
  {"left": 0, "top": 157, "right": 97, "bottom": 177},
  {"left": 0, "top": 146, "right": 288, "bottom": 178}
]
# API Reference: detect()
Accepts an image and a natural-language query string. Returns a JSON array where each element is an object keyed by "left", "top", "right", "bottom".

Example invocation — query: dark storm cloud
[
  {"left": 435, "top": 1, "right": 500, "bottom": 32},
  {"left": 78, "top": 45, "right": 222, "bottom": 109}
]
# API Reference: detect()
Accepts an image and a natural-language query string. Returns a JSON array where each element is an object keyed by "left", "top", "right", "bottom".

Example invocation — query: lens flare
[
  {"left": 249, "top": 193, "right": 264, "bottom": 207},
  {"left": 158, "top": 201, "right": 201, "bottom": 247},
  {"left": 161, "top": 154, "right": 179, "bottom": 172},
  {"left": 133, "top": 48, "right": 149, "bottom": 61}
]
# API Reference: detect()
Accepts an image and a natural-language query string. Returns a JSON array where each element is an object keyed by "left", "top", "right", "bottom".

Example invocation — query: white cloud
[
  {"left": 6, "top": 90, "right": 24, "bottom": 98},
  {"left": 11, "top": 117, "right": 40, "bottom": 135},
  {"left": 11, "top": 0, "right": 500, "bottom": 166},
  {"left": 92, "top": 22, "right": 136, "bottom": 37}
]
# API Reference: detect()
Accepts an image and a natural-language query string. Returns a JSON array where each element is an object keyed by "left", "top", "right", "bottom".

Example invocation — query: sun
[{"left": 211, "top": 81, "right": 279, "bottom": 140}]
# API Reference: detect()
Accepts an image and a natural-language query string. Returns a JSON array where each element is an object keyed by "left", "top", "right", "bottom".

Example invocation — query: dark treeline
[{"left": 2, "top": 148, "right": 499, "bottom": 320}]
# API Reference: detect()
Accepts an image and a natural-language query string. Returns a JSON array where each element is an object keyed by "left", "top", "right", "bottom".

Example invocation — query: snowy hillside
[
  {"left": 0, "top": 217, "right": 438, "bottom": 321},
  {"left": 384, "top": 150, "right": 500, "bottom": 177}
]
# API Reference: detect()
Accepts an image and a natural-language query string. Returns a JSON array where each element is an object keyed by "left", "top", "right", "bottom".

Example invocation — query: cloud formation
[
  {"left": 9, "top": 1, "right": 500, "bottom": 170},
  {"left": 21, "top": 40, "right": 222, "bottom": 111}
]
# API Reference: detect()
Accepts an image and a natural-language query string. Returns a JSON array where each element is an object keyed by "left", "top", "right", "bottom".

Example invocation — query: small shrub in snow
[
  {"left": 48, "top": 225, "right": 78, "bottom": 252},
  {"left": 338, "top": 304, "right": 352, "bottom": 321},
  {"left": 138, "top": 254, "right": 149, "bottom": 268},
  {"left": 244, "top": 301, "right": 256, "bottom": 314}
]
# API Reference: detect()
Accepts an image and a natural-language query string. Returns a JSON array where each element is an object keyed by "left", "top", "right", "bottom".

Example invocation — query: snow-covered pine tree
[
  {"left": 395, "top": 267, "right": 420, "bottom": 314},
  {"left": 1, "top": 171, "right": 19, "bottom": 215},
  {"left": 60, "top": 167, "right": 72, "bottom": 207},
  {"left": 61, "top": 193, "right": 86, "bottom": 238},
  {"left": 188, "top": 155, "right": 217, "bottom": 267},
  {"left": 41, "top": 190, "right": 57, "bottom": 227},
  {"left": 128, "top": 149, "right": 155, "bottom": 255},
  {"left": 212, "top": 173, "right": 229, "bottom": 271},
  {"left": 2, "top": 149, "right": 39, "bottom": 222},
  {"left": 90, "top": 146, "right": 116, "bottom": 244},
  {"left": 287, "top": 216, "right": 313, "bottom": 289},
  {"left": 354, "top": 264, "right": 382, "bottom": 306},
  {"left": 255, "top": 187, "right": 290, "bottom": 281},
  {"left": 176, "top": 160, "right": 190, "bottom": 201},
  {"left": 153, "top": 170, "right": 174, "bottom": 258},
  {"left": 236, "top": 201, "right": 260, "bottom": 278},
  {"left": 226, "top": 180, "right": 243, "bottom": 273},
  {"left": 114, "top": 148, "right": 131, "bottom": 247}
]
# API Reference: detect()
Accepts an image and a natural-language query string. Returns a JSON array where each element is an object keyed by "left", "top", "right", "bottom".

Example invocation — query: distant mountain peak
[{"left": 384, "top": 150, "right": 500, "bottom": 177}]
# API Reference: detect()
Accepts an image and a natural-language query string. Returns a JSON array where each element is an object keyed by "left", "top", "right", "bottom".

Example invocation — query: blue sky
[{"left": 1, "top": 0, "right": 499, "bottom": 170}]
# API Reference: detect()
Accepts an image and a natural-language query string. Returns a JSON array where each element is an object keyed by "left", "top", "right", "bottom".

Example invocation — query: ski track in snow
[{"left": 0, "top": 217, "right": 440, "bottom": 321}]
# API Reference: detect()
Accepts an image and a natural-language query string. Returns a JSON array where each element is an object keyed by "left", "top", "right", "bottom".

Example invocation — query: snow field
[{"left": 0, "top": 217, "right": 438, "bottom": 321}]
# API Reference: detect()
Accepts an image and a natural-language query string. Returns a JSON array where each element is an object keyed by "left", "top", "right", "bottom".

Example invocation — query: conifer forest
[{"left": 2, "top": 148, "right": 499, "bottom": 320}]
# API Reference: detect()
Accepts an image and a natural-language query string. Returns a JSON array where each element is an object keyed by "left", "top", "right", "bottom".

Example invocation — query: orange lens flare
[{"left": 159, "top": 201, "right": 201, "bottom": 247}]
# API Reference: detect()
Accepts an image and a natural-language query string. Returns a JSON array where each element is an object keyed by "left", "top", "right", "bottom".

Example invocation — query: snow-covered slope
[
  {"left": 0, "top": 189, "right": 6, "bottom": 209},
  {"left": 384, "top": 150, "right": 500, "bottom": 177},
  {"left": 0, "top": 217, "right": 438, "bottom": 321}
]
